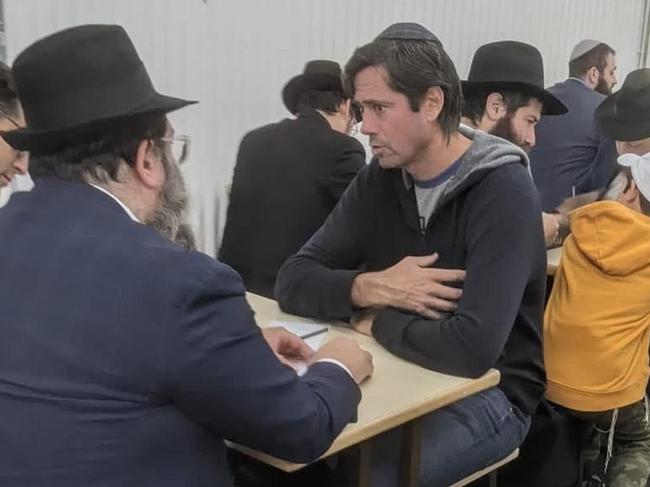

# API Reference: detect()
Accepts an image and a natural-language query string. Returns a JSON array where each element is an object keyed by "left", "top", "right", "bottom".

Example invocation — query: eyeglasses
[
  {"left": 159, "top": 134, "right": 191, "bottom": 165},
  {"left": 0, "top": 108, "right": 27, "bottom": 163},
  {"left": 0, "top": 107, "right": 21, "bottom": 130}
]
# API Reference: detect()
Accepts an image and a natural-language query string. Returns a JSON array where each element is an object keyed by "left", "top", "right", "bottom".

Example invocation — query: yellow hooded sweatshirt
[{"left": 545, "top": 200, "right": 650, "bottom": 412}]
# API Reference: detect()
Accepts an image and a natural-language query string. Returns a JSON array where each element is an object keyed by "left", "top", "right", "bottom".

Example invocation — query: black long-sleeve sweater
[{"left": 275, "top": 127, "right": 547, "bottom": 416}]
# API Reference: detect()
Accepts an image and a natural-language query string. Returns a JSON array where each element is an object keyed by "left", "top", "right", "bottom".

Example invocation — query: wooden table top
[{"left": 228, "top": 293, "right": 500, "bottom": 472}]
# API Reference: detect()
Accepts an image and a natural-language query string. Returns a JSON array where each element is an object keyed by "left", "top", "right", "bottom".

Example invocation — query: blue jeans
[{"left": 370, "top": 387, "right": 531, "bottom": 486}]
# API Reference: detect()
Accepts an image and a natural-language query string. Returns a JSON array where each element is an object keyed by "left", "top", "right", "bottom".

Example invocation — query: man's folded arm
[{"left": 373, "top": 184, "right": 543, "bottom": 378}]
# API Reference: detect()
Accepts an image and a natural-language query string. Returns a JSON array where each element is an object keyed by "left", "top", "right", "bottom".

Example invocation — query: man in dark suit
[
  {"left": 529, "top": 39, "right": 619, "bottom": 212},
  {"left": 219, "top": 60, "right": 365, "bottom": 298},
  {"left": 0, "top": 25, "right": 372, "bottom": 487}
]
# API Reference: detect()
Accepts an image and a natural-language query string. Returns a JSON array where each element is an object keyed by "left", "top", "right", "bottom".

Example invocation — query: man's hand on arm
[{"left": 350, "top": 252, "right": 465, "bottom": 319}]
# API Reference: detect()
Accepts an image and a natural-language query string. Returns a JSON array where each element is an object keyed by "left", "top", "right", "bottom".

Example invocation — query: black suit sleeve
[
  {"left": 324, "top": 137, "right": 366, "bottom": 203},
  {"left": 167, "top": 260, "right": 360, "bottom": 463},
  {"left": 372, "top": 173, "right": 544, "bottom": 378},
  {"left": 275, "top": 166, "right": 372, "bottom": 320},
  {"left": 575, "top": 135, "right": 618, "bottom": 194}
]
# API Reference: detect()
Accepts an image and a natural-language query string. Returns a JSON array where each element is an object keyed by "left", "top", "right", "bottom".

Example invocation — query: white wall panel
[{"left": 4, "top": 0, "right": 646, "bottom": 255}]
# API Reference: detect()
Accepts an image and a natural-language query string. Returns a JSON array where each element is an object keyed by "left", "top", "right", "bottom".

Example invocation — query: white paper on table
[{"left": 268, "top": 320, "right": 329, "bottom": 376}]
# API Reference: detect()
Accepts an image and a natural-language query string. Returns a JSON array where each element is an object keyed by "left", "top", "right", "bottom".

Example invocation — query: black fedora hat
[
  {"left": 462, "top": 41, "right": 567, "bottom": 115},
  {"left": 596, "top": 68, "right": 650, "bottom": 141},
  {"left": 282, "top": 60, "right": 346, "bottom": 114},
  {"left": 3, "top": 24, "right": 196, "bottom": 153}
]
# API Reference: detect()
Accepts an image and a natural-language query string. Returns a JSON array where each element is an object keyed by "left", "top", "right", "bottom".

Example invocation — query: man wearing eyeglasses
[
  {"left": 219, "top": 59, "right": 365, "bottom": 298},
  {"left": 0, "top": 61, "right": 30, "bottom": 208},
  {"left": 0, "top": 25, "right": 372, "bottom": 487}
]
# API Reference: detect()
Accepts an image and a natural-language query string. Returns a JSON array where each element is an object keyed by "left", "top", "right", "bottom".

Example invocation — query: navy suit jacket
[
  {"left": 529, "top": 78, "right": 618, "bottom": 212},
  {"left": 0, "top": 178, "right": 360, "bottom": 487}
]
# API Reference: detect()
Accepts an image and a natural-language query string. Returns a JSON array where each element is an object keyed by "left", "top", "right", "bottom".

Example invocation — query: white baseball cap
[{"left": 617, "top": 152, "right": 650, "bottom": 202}]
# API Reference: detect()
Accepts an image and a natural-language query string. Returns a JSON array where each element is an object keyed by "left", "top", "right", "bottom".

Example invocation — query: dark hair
[
  {"left": 0, "top": 62, "right": 20, "bottom": 118},
  {"left": 620, "top": 167, "right": 650, "bottom": 215},
  {"left": 29, "top": 114, "right": 167, "bottom": 183},
  {"left": 296, "top": 89, "right": 348, "bottom": 115},
  {"left": 344, "top": 38, "right": 462, "bottom": 141},
  {"left": 461, "top": 89, "right": 535, "bottom": 126},
  {"left": 569, "top": 43, "right": 616, "bottom": 78}
]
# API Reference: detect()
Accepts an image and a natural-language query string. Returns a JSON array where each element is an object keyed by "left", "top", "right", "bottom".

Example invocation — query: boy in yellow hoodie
[{"left": 544, "top": 68, "right": 650, "bottom": 487}]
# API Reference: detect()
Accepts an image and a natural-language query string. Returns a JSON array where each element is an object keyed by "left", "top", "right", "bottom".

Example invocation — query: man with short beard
[
  {"left": 461, "top": 41, "right": 567, "bottom": 247},
  {"left": 0, "top": 24, "right": 372, "bottom": 487},
  {"left": 529, "top": 40, "right": 619, "bottom": 212}
]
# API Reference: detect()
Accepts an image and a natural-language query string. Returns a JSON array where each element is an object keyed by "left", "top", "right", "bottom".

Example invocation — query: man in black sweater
[{"left": 275, "top": 23, "right": 547, "bottom": 486}]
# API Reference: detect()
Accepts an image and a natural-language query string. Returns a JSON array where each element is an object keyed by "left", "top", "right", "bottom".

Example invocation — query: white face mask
[{"left": 617, "top": 151, "right": 650, "bottom": 202}]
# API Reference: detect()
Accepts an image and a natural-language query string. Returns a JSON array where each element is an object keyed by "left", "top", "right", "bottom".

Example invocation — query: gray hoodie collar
[{"left": 402, "top": 124, "right": 530, "bottom": 190}]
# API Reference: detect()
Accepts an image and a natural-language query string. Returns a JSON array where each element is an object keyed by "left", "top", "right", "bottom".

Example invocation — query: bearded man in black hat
[
  {"left": 0, "top": 24, "right": 373, "bottom": 487},
  {"left": 219, "top": 59, "right": 365, "bottom": 298},
  {"left": 276, "top": 22, "right": 546, "bottom": 486},
  {"left": 461, "top": 40, "right": 568, "bottom": 247}
]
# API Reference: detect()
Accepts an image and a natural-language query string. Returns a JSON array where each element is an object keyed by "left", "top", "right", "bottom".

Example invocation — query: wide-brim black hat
[
  {"left": 462, "top": 41, "right": 567, "bottom": 116},
  {"left": 596, "top": 68, "right": 650, "bottom": 141},
  {"left": 3, "top": 24, "right": 196, "bottom": 153},
  {"left": 282, "top": 60, "right": 346, "bottom": 114}
]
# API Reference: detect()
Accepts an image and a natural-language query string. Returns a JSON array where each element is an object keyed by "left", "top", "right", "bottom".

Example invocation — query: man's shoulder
[
  {"left": 241, "top": 120, "right": 287, "bottom": 143},
  {"left": 120, "top": 246, "right": 246, "bottom": 321},
  {"left": 469, "top": 163, "right": 540, "bottom": 209},
  {"left": 305, "top": 122, "right": 365, "bottom": 157},
  {"left": 144, "top": 243, "right": 244, "bottom": 293},
  {"left": 330, "top": 131, "right": 365, "bottom": 153},
  {"left": 484, "top": 162, "right": 536, "bottom": 189},
  {"left": 548, "top": 79, "right": 605, "bottom": 109}
]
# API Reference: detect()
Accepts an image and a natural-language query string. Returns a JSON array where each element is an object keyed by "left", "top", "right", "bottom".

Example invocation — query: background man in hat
[
  {"left": 0, "top": 24, "right": 373, "bottom": 487},
  {"left": 544, "top": 68, "right": 650, "bottom": 487},
  {"left": 276, "top": 22, "right": 546, "bottom": 486},
  {"left": 219, "top": 59, "right": 365, "bottom": 298},
  {"left": 0, "top": 61, "right": 30, "bottom": 208},
  {"left": 461, "top": 40, "right": 568, "bottom": 247},
  {"left": 529, "top": 39, "right": 618, "bottom": 212}
]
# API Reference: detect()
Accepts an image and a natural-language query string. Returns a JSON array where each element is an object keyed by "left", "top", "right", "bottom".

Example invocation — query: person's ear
[
  {"left": 132, "top": 139, "right": 165, "bottom": 190},
  {"left": 484, "top": 92, "right": 505, "bottom": 122},
  {"left": 421, "top": 86, "right": 444, "bottom": 123},
  {"left": 619, "top": 178, "right": 640, "bottom": 204},
  {"left": 586, "top": 66, "right": 600, "bottom": 87}
]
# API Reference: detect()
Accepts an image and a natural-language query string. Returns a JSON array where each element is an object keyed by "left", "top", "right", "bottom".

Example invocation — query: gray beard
[{"left": 147, "top": 154, "right": 189, "bottom": 244}]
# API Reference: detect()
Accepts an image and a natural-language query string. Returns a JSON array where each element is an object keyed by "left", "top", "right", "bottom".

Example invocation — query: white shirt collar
[
  {"left": 568, "top": 76, "right": 590, "bottom": 88},
  {"left": 89, "top": 184, "right": 140, "bottom": 222}
]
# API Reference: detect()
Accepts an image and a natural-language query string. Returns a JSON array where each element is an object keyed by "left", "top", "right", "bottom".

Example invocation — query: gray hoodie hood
[{"left": 405, "top": 124, "right": 530, "bottom": 215}]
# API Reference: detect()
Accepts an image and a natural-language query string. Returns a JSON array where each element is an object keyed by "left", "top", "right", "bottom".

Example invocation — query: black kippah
[{"left": 375, "top": 22, "right": 441, "bottom": 44}]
